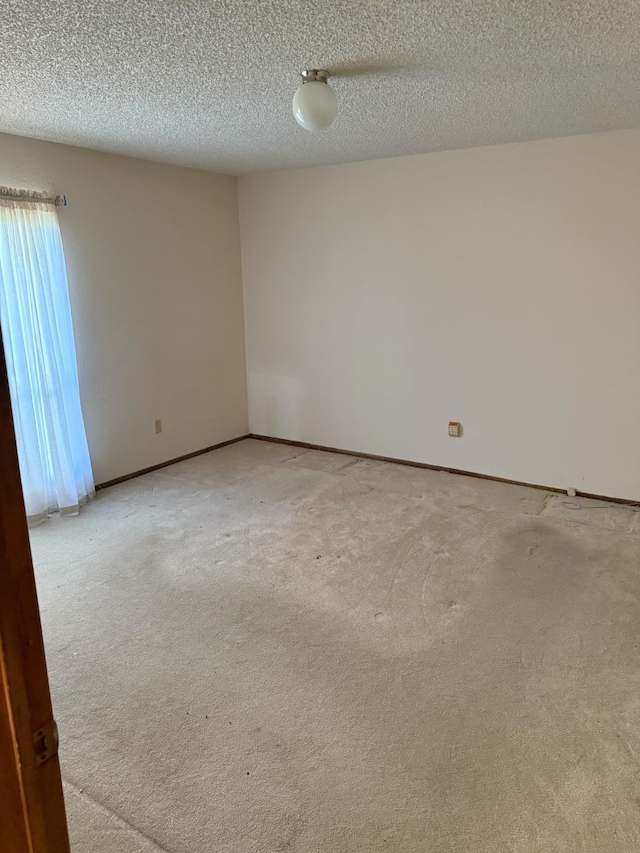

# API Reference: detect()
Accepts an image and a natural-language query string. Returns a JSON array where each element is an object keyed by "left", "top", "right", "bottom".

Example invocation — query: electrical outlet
[
  {"left": 154, "top": 419, "right": 162, "bottom": 434},
  {"left": 448, "top": 421, "right": 461, "bottom": 437}
]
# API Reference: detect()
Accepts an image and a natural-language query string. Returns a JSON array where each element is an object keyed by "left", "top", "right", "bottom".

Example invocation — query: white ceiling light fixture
[{"left": 292, "top": 70, "right": 337, "bottom": 132}]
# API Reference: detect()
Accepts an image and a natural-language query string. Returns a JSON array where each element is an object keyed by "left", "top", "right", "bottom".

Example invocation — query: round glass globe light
[{"left": 292, "top": 80, "right": 337, "bottom": 131}]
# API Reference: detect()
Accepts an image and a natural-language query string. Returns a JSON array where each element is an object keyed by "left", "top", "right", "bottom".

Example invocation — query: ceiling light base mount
[{"left": 301, "top": 69, "right": 330, "bottom": 84}]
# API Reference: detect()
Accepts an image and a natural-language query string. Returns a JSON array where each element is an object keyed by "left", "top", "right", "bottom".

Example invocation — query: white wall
[
  {"left": 0, "top": 132, "right": 248, "bottom": 484},
  {"left": 239, "top": 129, "right": 640, "bottom": 501}
]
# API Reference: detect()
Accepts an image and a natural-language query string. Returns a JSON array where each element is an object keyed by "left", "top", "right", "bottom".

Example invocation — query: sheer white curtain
[{"left": 0, "top": 191, "right": 94, "bottom": 525}]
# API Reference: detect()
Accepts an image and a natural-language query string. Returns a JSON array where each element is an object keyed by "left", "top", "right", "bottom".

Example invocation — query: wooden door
[{"left": 0, "top": 334, "right": 70, "bottom": 852}]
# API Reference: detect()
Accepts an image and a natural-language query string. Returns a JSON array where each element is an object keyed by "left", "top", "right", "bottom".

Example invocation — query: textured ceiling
[{"left": 1, "top": 1, "right": 639, "bottom": 175}]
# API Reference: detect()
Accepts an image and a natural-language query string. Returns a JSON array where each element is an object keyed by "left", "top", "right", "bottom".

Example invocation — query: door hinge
[{"left": 33, "top": 719, "right": 59, "bottom": 766}]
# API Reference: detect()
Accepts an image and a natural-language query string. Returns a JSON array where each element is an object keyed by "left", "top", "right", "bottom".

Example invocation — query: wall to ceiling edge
[
  {"left": 0, "top": 131, "right": 248, "bottom": 485},
  {"left": 239, "top": 129, "right": 640, "bottom": 501}
]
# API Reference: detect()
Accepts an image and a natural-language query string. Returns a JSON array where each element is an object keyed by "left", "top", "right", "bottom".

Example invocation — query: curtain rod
[{"left": 0, "top": 191, "right": 67, "bottom": 207}]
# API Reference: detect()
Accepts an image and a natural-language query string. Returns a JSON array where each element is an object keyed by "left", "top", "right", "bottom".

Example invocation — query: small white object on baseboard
[{"left": 567, "top": 487, "right": 577, "bottom": 497}]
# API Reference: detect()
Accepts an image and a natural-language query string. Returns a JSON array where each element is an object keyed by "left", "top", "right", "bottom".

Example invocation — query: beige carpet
[{"left": 30, "top": 439, "right": 640, "bottom": 852}]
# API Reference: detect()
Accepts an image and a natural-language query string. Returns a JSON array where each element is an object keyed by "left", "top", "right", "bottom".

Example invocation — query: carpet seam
[
  {"left": 63, "top": 779, "right": 171, "bottom": 852},
  {"left": 262, "top": 442, "right": 640, "bottom": 537}
]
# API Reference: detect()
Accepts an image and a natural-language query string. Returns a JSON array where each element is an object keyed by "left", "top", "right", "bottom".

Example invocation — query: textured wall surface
[
  {"left": 240, "top": 129, "right": 640, "bottom": 501},
  {"left": 0, "top": 132, "right": 248, "bottom": 484},
  {"left": 1, "top": 1, "right": 639, "bottom": 173}
]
